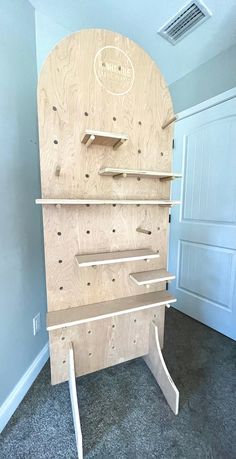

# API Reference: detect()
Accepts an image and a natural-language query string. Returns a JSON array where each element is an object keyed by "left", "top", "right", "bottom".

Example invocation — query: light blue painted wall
[
  {"left": 169, "top": 44, "right": 236, "bottom": 113},
  {"left": 0, "top": 0, "right": 47, "bottom": 407}
]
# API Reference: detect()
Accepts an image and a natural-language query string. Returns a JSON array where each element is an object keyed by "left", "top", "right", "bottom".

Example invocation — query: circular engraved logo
[{"left": 94, "top": 46, "right": 134, "bottom": 96}]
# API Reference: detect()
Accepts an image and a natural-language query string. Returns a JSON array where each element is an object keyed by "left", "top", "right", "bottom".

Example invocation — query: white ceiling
[{"left": 29, "top": 0, "right": 236, "bottom": 84}]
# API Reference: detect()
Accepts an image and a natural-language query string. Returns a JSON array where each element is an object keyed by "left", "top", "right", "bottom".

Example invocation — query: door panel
[{"left": 169, "top": 97, "right": 236, "bottom": 340}]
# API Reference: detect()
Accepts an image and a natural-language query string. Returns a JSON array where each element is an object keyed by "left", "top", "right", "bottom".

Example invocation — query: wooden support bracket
[
  {"left": 85, "top": 134, "right": 96, "bottom": 147},
  {"left": 159, "top": 176, "right": 174, "bottom": 182},
  {"left": 113, "top": 138, "right": 127, "bottom": 150},
  {"left": 162, "top": 116, "right": 177, "bottom": 130},
  {"left": 113, "top": 172, "right": 127, "bottom": 179},
  {"left": 143, "top": 321, "right": 179, "bottom": 415},
  {"left": 68, "top": 343, "right": 83, "bottom": 459}
]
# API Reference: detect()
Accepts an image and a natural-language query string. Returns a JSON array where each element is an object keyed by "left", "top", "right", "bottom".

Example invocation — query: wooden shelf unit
[
  {"left": 99, "top": 167, "right": 182, "bottom": 180},
  {"left": 81, "top": 129, "right": 128, "bottom": 149},
  {"left": 37, "top": 29, "right": 181, "bottom": 455},
  {"left": 47, "top": 291, "right": 176, "bottom": 331},
  {"left": 76, "top": 248, "right": 160, "bottom": 267},
  {"left": 130, "top": 269, "right": 175, "bottom": 286},
  {"left": 35, "top": 198, "right": 181, "bottom": 206}
]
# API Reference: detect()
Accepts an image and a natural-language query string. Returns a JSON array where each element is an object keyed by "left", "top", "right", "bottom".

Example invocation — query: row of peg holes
[
  {"left": 53, "top": 105, "right": 142, "bottom": 125},
  {"left": 52, "top": 107, "right": 164, "bottom": 156},
  {"left": 61, "top": 313, "right": 157, "bottom": 362}
]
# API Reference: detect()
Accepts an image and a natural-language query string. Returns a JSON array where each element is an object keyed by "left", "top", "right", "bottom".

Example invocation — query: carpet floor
[{"left": 1, "top": 309, "right": 236, "bottom": 459}]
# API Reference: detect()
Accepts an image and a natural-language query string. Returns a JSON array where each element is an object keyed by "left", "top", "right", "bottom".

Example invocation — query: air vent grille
[{"left": 158, "top": 1, "right": 212, "bottom": 45}]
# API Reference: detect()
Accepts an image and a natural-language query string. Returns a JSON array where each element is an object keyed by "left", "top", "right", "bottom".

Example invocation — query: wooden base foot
[
  {"left": 68, "top": 343, "right": 83, "bottom": 458},
  {"left": 143, "top": 321, "right": 179, "bottom": 415}
]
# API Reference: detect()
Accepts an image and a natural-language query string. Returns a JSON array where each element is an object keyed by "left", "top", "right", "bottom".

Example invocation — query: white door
[{"left": 169, "top": 92, "right": 236, "bottom": 340}]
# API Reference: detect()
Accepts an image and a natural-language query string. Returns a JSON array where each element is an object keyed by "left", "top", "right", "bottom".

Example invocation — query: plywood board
[
  {"left": 130, "top": 269, "right": 175, "bottom": 286},
  {"left": 47, "top": 290, "right": 176, "bottom": 330},
  {"left": 76, "top": 248, "right": 160, "bottom": 267},
  {"left": 37, "top": 29, "right": 175, "bottom": 383},
  {"left": 49, "top": 306, "right": 165, "bottom": 384}
]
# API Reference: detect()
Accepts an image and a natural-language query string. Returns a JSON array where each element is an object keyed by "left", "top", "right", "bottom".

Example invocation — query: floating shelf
[
  {"left": 76, "top": 248, "right": 160, "bottom": 268},
  {"left": 47, "top": 290, "right": 176, "bottom": 331},
  {"left": 81, "top": 129, "right": 128, "bottom": 149},
  {"left": 99, "top": 167, "right": 182, "bottom": 180},
  {"left": 35, "top": 198, "right": 181, "bottom": 207},
  {"left": 130, "top": 269, "right": 175, "bottom": 286}
]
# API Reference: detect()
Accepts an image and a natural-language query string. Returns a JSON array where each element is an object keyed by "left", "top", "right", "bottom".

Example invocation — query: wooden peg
[
  {"left": 162, "top": 116, "right": 177, "bottom": 130},
  {"left": 113, "top": 138, "right": 126, "bottom": 150},
  {"left": 166, "top": 303, "right": 171, "bottom": 308},
  {"left": 113, "top": 173, "right": 127, "bottom": 179},
  {"left": 160, "top": 176, "right": 174, "bottom": 182},
  {"left": 85, "top": 134, "right": 95, "bottom": 147},
  {"left": 136, "top": 227, "right": 152, "bottom": 235},
  {"left": 55, "top": 166, "right": 61, "bottom": 177},
  {"left": 56, "top": 204, "right": 62, "bottom": 209}
]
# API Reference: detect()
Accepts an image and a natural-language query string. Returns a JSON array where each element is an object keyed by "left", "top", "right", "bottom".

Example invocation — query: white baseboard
[{"left": 0, "top": 342, "right": 49, "bottom": 433}]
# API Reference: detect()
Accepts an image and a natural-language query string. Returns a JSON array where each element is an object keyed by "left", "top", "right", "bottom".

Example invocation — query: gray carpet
[{"left": 1, "top": 309, "right": 236, "bottom": 459}]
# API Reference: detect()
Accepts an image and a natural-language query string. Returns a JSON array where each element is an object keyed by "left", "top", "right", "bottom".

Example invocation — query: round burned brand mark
[{"left": 94, "top": 46, "right": 134, "bottom": 96}]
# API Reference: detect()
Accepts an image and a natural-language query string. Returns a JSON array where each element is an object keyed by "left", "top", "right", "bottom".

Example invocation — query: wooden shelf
[
  {"left": 76, "top": 248, "right": 160, "bottom": 267},
  {"left": 81, "top": 129, "right": 128, "bottom": 149},
  {"left": 99, "top": 167, "right": 182, "bottom": 180},
  {"left": 47, "top": 291, "right": 176, "bottom": 331},
  {"left": 35, "top": 198, "right": 181, "bottom": 206},
  {"left": 130, "top": 269, "right": 175, "bottom": 286}
]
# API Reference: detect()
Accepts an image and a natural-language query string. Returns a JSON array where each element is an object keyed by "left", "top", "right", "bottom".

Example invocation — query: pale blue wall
[
  {"left": 0, "top": 0, "right": 47, "bottom": 407},
  {"left": 170, "top": 44, "right": 236, "bottom": 113}
]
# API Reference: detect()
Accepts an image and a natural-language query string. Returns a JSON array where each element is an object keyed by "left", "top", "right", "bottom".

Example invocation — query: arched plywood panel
[{"left": 37, "top": 29, "right": 178, "bottom": 384}]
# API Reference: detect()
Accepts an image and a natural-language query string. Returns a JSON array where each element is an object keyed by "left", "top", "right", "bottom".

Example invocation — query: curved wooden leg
[
  {"left": 68, "top": 343, "right": 83, "bottom": 458},
  {"left": 144, "top": 321, "right": 179, "bottom": 415}
]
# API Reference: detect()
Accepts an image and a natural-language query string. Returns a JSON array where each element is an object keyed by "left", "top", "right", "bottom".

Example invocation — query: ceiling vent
[{"left": 158, "top": 1, "right": 212, "bottom": 45}]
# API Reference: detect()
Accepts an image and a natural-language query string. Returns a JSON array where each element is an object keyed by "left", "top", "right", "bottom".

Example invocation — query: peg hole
[
  {"left": 161, "top": 152, "right": 164, "bottom": 157},
  {"left": 133, "top": 339, "right": 136, "bottom": 344},
  {"left": 87, "top": 282, "right": 91, "bottom": 286},
  {"left": 112, "top": 204, "right": 116, "bottom": 207},
  {"left": 112, "top": 346, "right": 115, "bottom": 349},
  {"left": 63, "top": 360, "right": 66, "bottom": 364},
  {"left": 89, "top": 352, "right": 92, "bottom": 356},
  {"left": 57, "top": 232, "right": 61, "bottom": 236},
  {"left": 112, "top": 278, "right": 116, "bottom": 282},
  {"left": 112, "top": 229, "right": 116, "bottom": 233},
  {"left": 113, "top": 117, "right": 116, "bottom": 121},
  {"left": 137, "top": 177, "right": 141, "bottom": 181},
  {"left": 59, "top": 286, "right": 63, "bottom": 290},
  {"left": 157, "top": 227, "right": 160, "bottom": 231},
  {"left": 112, "top": 324, "right": 115, "bottom": 328},
  {"left": 134, "top": 319, "right": 137, "bottom": 323},
  {"left": 88, "top": 330, "right": 91, "bottom": 334},
  {"left": 85, "top": 174, "right": 90, "bottom": 178},
  {"left": 102, "top": 62, "right": 106, "bottom": 67},
  {"left": 138, "top": 149, "right": 141, "bottom": 154},
  {"left": 84, "top": 112, "right": 89, "bottom": 116},
  {"left": 138, "top": 121, "right": 142, "bottom": 125},
  {"left": 52, "top": 106, "right": 57, "bottom": 111},
  {"left": 154, "top": 314, "right": 157, "bottom": 318},
  {"left": 118, "top": 66, "right": 121, "bottom": 71},
  {"left": 53, "top": 140, "right": 58, "bottom": 145},
  {"left": 86, "top": 230, "right": 90, "bottom": 234},
  {"left": 58, "top": 260, "right": 62, "bottom": 264},
  {"left": 61, "top": 337, "right": 65, "bottom": 341},
  {"left": 86, "top": 204, "right": 90, "bottom": 207}
]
